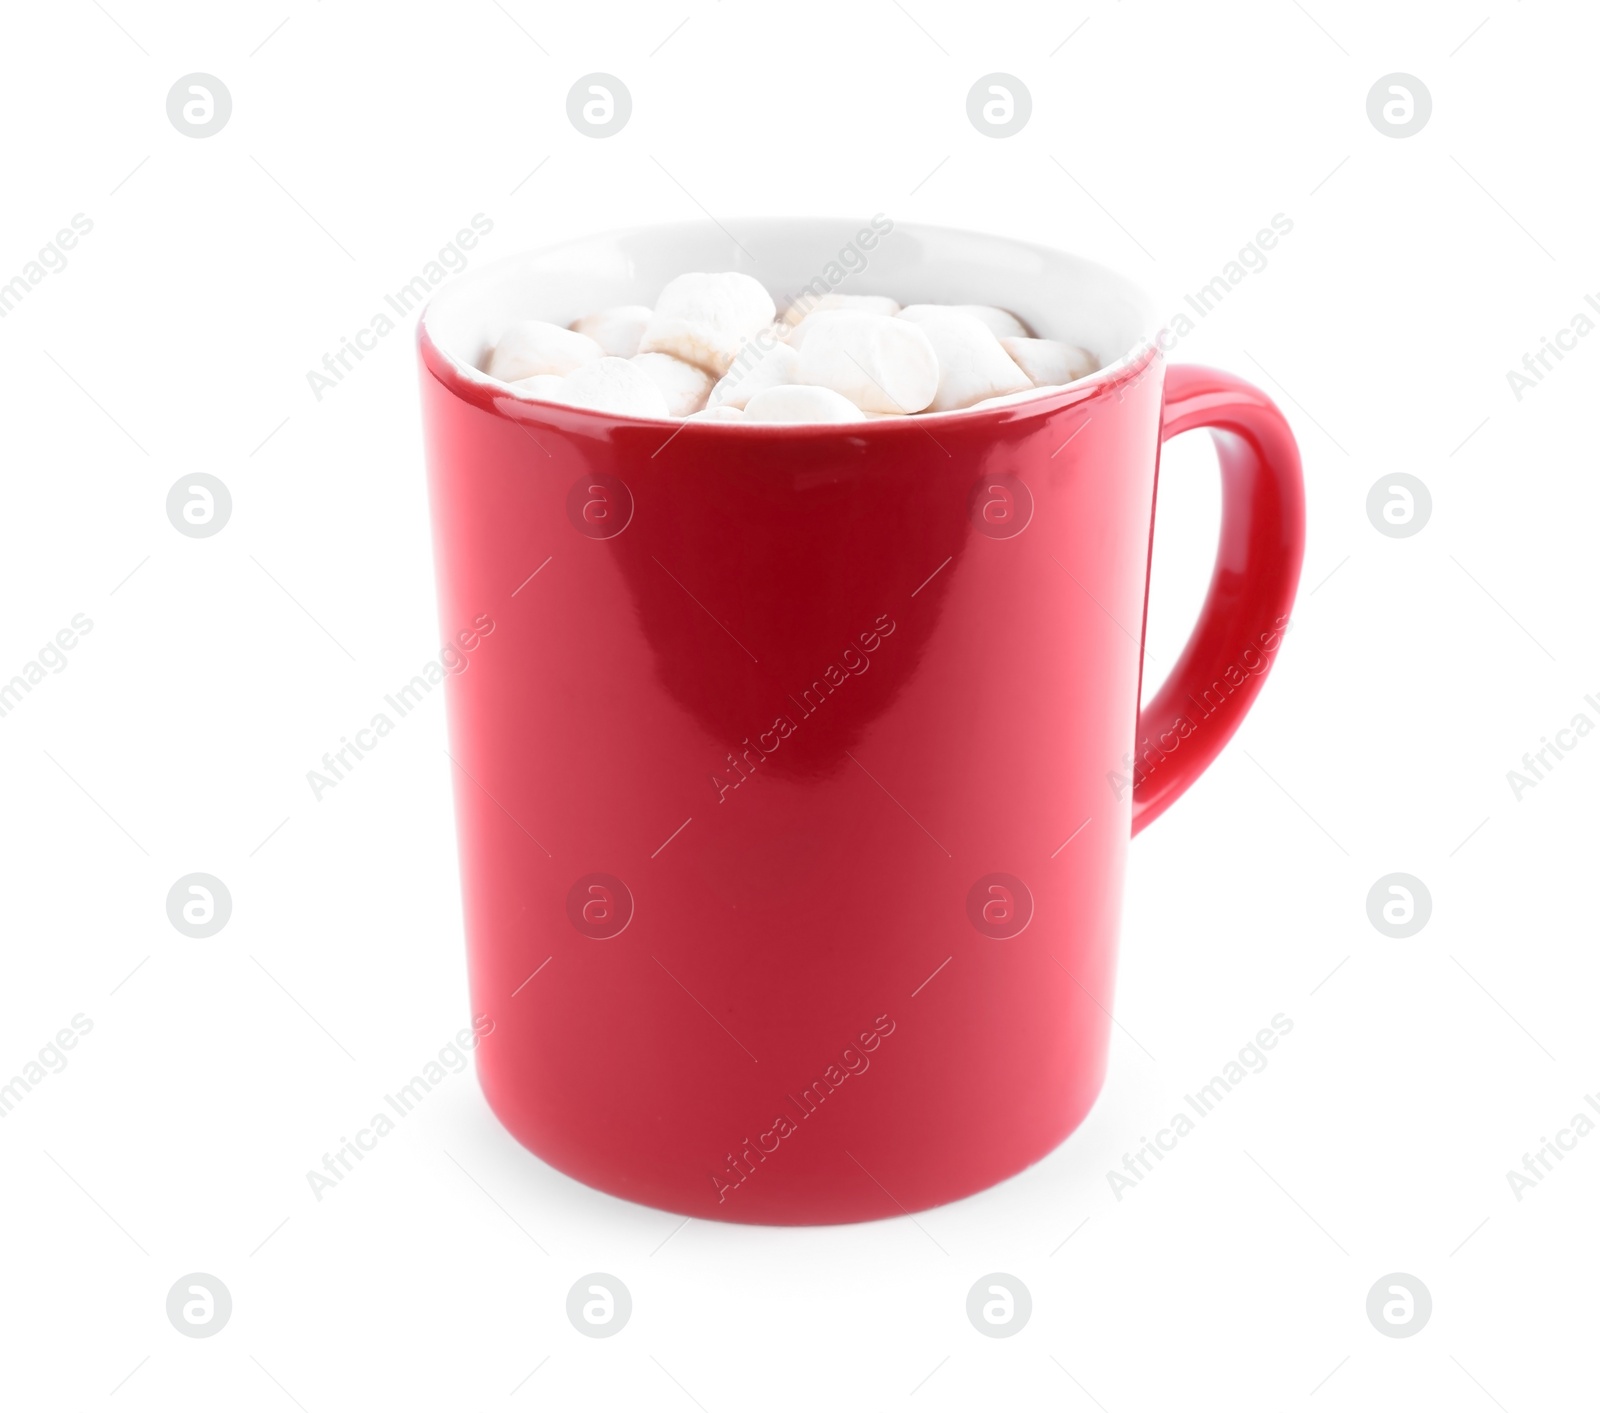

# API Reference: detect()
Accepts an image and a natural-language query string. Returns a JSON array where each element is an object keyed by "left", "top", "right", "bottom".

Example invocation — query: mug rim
[{"left": 419, "top": 217, "right": 1165, "bottom": 435}]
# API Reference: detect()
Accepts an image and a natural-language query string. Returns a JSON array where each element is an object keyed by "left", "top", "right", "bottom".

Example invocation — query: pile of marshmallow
[{"left": 483, "top": 272, "right": 1098, "bottom": 422}]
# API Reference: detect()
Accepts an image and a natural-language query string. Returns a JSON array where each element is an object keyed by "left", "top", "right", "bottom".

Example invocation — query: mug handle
[{"left": 1131, "top": 364, "right": 1306, "bottom": 835}]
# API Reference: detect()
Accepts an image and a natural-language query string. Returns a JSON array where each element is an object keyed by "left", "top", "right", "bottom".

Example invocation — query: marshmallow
[
  {"left": 899, "top": 303, "right": 1030, "bottom": 339},
  {"left": 486, "top": 276, "right": 1091, "bottom": 422},
  {"left": 631, "top": 352, "right": 713, "bottom": 416},
  {"left": 708, "top": 336, "right": 801, "bottom": 409},
  {"left": 638, "top": 272, "right": 777, "bottom": 374},
  {"left": 793, "top": 313, "right": 939, "bottom": 414},
  {"left": 779, "top": 312, "right": 847, "bottom": 348},
  {"left": 743, "top": 385, "right": 867, "bottom": 423},
  {"left": 910, "top": 311, "right": 1032, "bottom": 412},
  {"left": 507, "top": 374, "right": 569, "bottom": 402},
  {"left": 550, "top": 357, "right": 671, "bottom": 418},
  {"left": 968, "top": 388, "right": 1057, "bottom": 411},
  {"left": 572, "top": 305, "right": 653, "bottom": 359},
  {"left": 1000, "top": 336, "right": 1098, "bottom": 386},
  {"left": 487, "top": 320, "right": 604, "bottom": 381},
  {"left": 781, "top": 292, "right": 900, "bottom": 327}
]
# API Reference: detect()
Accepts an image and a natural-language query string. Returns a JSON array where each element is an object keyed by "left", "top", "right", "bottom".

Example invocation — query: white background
[{"left": 2, "top": 0, "right": 1596, "bottom": 1408}]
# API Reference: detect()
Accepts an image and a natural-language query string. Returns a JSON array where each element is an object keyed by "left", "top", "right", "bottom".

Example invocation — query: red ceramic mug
[{"left": 418, "top": 219, "right": 1304, "bottom": 1224}]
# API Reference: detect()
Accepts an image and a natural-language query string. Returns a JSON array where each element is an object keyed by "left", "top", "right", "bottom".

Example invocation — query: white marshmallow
[
  {"left": 550, "top": 357, "right": 671, "bottom": 418},
  {"left": 743, "top": 385, "right": 867, "bottom": 423},
  {"left": 487, "top": 320, "right": 604, "bottom": 381},
  {"left": 638, "top": 272, "right": 777, "bottom": 374},
  {"left": 780, "top": 311, "right": 847, "bottom": 348},
  {"left": 793, "top": 313, "right": 939, "bottom": 414},
  {"left": 911, "top": 311, "right": 1032, "bottom": 412},
  {"left": 999, "top": 336, "right": 1098, "bottom": 386},
  {"left": 899, "top": 303, "right": 1030, "bottom": 339},
  {"left": 572, "top": 305, "right": 653, "bottom": 358},
  {"left": 630, "top": 352, "right": 713, "bottom": 416},
  {"left": 968, "top": 387, "right": 1057, "bottom": 411},
  {"left": 781, "top": 292, "right": 901, "bottom": 327},
  {"left": 493, "top": 281, "right": 1073, "bottom": 422},
  {"left": 507, "top": 374, "right": 569, "bottom": 402},
  {"left": 708, "top": 336, "right": 801, "bottom": 409}
]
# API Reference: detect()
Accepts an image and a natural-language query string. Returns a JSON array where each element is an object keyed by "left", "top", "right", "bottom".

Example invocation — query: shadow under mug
[{"left": 417, "top": 219, "right": 1305, "bottom": 1224}]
